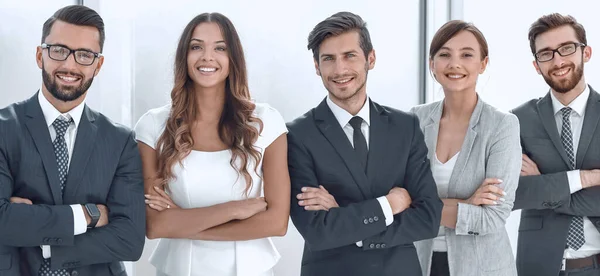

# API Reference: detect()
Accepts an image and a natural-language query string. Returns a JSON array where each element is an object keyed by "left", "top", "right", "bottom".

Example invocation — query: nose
[
  {"left": 333, "top": 59, "right": 349, "bottom": 75},
  {"left": 201, "top": 49, "right": 213, "bottom": 61},
  {"left": 448, "top": 55, "right": 462, "bottom": 69},
  {"left": 59, "top": 53, "right": 80, "bottom": 72},
  {"left": 551, "top": 53, "right": 566, "bottom": 68}
]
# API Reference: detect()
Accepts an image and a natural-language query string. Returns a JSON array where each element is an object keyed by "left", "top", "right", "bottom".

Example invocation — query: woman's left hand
[{"left": 145, "top": 186, "right": 180, "bottom": 211}]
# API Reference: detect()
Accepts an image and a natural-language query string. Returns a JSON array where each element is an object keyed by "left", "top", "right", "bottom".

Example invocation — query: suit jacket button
[
  {"left": 363, "top": 219, "right": 369, "bottom": 224},
  {"left": 375, "top": 244, "right": 381, "bottom": 249},
  {"left": 369, "top": 244, "right": 375, "bottom": 249},
  {"left": 57, "top": 238, "right": 62, "bottom": 243},
  {"left": 468, "top": 231, "right": 473, "bottom": 235},
  {"left": 373, "top": 216, "right": 379, "bottom": 222},
  {"left": 71, "top": 270, "right": 79, "bottom": 276},
  {"left": 368, "top": 218, "right": 374, "bottom": 223}
]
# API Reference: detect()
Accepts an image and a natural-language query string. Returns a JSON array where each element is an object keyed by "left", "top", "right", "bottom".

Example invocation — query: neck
[
  {"left": 442, "top": 88, "right": 478, "bottom": 121},
  {"left": 330, "top": 90, "right": 367, "bottom": 116},
  {"left": 41, "top": 85, "right": 85, "bottom": 114},
  {"left": 552, "top": 79, "right": 587, "bottom": 106},
  {"left": 194, "top": 84, "right": 226, "bottom": 122}
]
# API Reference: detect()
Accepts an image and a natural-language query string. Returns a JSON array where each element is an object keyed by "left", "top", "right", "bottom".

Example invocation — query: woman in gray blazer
[{"left": 410, "top": 20, "right": 521, "bottom": 276}]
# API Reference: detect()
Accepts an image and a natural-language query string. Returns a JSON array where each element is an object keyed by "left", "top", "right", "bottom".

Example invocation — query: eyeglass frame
[
  {"left": 534, "top": 42, "right": 586, "bottom": 62},
  {"left": 40, "top": 43, "right": 103, "bottom": 66}
]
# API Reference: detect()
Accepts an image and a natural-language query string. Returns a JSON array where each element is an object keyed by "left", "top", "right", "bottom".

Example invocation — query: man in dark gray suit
[
  {"left": 513, "top": 13, "right": 600, "bottom": 276},
  {"left": 0, "top": 5, "right": 145, "bottom": 276},
  {"left": 287, "top": 12, "right": 442, "bottom": 276}
]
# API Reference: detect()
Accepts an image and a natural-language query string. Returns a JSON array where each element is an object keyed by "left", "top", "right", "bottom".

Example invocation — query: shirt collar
[
  {"left": 326, "top": 95, "right": 370, "bottom": 128},
  {"left": 38, "top": 89, "right": 86, "bottom": 128}
]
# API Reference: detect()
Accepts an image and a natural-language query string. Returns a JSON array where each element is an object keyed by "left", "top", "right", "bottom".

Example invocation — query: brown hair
[
  {"left": 42, "top": 5, "right": 105, "bottom": 51},
  {"left": 156, "top": 13, "right": 263, "bottom": 195},
  {"left": 528, "top": 13, "right": 587, "bottom": 54},
  {"left": 307, "top": 12, "right": 373, "bottom": 63},
  {"left": 429, "top": 20, "right": 488, "bottom": 61}
]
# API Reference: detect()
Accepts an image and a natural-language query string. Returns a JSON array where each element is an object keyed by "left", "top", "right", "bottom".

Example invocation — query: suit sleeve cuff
[
  {"left": 41, "top": 245, "right": 51, "bottom": 259},
  {"left": 567, "top": 170, "right": 583, "bottom": 194},
  {"left": 71, "top": 204, "right": 88, "bottom": 235},
  {"left": 376, "top": 196, "right": 394, "bottom": 226}
]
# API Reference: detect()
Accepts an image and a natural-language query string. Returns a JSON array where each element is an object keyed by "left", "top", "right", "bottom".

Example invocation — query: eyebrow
[
  {"left": 440, "top": 46, "right": 476, "bottom": 51},
  {"left": 320, "top": 50, "right": 359, "bottom": 59},
  {"left": 50, "top": 43, "right": 97, "bottom": 53},
  {"left": 190, "top": 38, "right": 226, "bottom": 44},
  {"left": 536, "top": 41, "right": 578, "bottom": 52}
]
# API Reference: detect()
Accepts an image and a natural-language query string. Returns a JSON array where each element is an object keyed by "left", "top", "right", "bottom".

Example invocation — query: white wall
[{"left": 458, "top": 0, "right": 600, "bottom": 255}]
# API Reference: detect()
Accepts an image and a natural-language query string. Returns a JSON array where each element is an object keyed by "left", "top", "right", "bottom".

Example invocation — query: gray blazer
[
  {"left": 410, "top": 97, "right": 521, "bottom": 276},
  {"left": 512, "top": 86, "right": 600, "bottom": 276}
]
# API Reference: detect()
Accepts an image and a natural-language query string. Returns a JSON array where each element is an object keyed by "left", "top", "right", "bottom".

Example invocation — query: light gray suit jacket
[{"left": 410, "top": 97, "right": 521, "bottom": 276}]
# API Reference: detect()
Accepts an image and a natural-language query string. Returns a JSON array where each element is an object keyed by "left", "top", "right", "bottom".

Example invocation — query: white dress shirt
[
  {"left": 550, "top": 86, "right": 600, "bottom": 259},
  {"left": 325, "top": 96, "right": 394, "bottom": 247},
  {"left": 37, "top": 91, "right": 88, "bottom": 258}
]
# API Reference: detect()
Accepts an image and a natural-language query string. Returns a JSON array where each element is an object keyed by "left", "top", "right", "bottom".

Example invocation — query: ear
[
  {"left": 583, "top": 45, "right": 592, "bottom": 63},
  {"left": 479, "top": 56, "right": 489, "bottom": 74},
  {"left": 532, "top": 60, "right": 542, "bottom": 75},
  {"left": 367, "top": 49, "right": 376, "bottom": 70},
  {"left": 36, "top": 46, "right": 43, "bottom": 69},
  {"left": 93, "top": 56, "right": 105, "bottom": 77},
  {"left": 314, "top": 59, "right": 321, "bottom": 76}
]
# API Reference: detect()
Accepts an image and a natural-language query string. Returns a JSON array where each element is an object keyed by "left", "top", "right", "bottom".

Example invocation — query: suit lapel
[
  {"left": 576, "top": 87, "right": 600, "bottom": 168},
  {"left": 23, "top": 92, "right": 63, "bottom": 205},
  {"left": 64, "top": 106, "right": 97, "bottom": 198},
  {"left": 422, "top": 101, "right": 443, "bottom": 162},
  {"left": 366, "top": 101, "right": 389, "bottom": 190},
  {"left": 536, "top": 93, "right": 572, "bottom": 168},
  {"left": 314, "top": 99, "right": 371, "bottom": 198},
  {"left": 447, "top": 98, "right": 482, "bottom": 198}
]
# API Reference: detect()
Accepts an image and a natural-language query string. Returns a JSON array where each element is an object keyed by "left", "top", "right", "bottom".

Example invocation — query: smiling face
[
  {"left": 532, "top": 25, "right": 591, "bottom": 94},
  {"left": 314, "top": 31, "right": 375, "bottom": 104},
  {"left": 430, "top": 30, "right": 488, "bottom": 95},
  {"left": 36, "top": 20, "right": 104, "bottom": 102},
  {"left": 187, "top": 22, "right": 230, "bottom": 91}
]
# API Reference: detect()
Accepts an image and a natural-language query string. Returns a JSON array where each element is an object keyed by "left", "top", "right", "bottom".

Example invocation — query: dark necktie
[
  {"left": 560, "top": 107, "right": 585, "bottom": 250},
  {"left": 39, "top": 116, "right": 72, "bottom": 276},
  {"left": 349, "top": 116, "right": 368, "bottom": 171}
]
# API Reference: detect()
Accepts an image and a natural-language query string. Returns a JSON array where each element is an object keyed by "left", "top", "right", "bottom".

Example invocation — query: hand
[
  {"left": 521, "top": 154, "right": 541, "bottom": 176},
  {"left": 466, "top": 178, "right": 505, "bottom": 206},
  {"left": 229, "top": 197, "right": 267, "bottom": 220},
  {"left": 145, "top": 186, "right": 179, "bottom": 212},
  {"left": 83, "top": 204, "right": 109, "bottom": 228},
  {"left": 385, "top": 187, "right": 411, "bottom": 215},
  {"left": 297, "top": 185, "right": 339, "bottom": 211},
  {"left": 580, "top": 169, "right": 600, "bottom": 188},
  {"left": 10, "top": 197, "right": 32, "bottom": 204}
]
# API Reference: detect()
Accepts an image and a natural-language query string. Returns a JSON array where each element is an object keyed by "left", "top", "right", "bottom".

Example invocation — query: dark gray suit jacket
[
  {"left": 513, "top": 86, "right": 600, "bottom": 276},
  {"left": 0, "top": 93, "right": 146, "bottom": 275},
  {"left": 287, "top": 99, "right": 442, "bottom": 276}
]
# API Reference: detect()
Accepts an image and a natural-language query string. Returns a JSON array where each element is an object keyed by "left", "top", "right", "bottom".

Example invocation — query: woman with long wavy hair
[{"left": 134, "top": 13, "right": 290, "bottom": 276}]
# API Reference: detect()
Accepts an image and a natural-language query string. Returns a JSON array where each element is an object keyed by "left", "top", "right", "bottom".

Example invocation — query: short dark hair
[
  {"left": 528, "top": 13, "right": 586, "bottom": 54},
  {"left": 41, "top": 5, "right": 105, "bottom": 52},
  {"left": 429, "top": 20, "right": 489, "bottom": 61},
  {"left": 307, "top": 12, "right": 373, "bottom": 62}
]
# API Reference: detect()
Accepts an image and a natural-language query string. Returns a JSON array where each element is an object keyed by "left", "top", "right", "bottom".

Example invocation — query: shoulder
[
  {"left": 87, "top": 107, "right": 134, "bottom": 139},
  {"left": 253, "top": 102, "right": 283, "bottom": 122},
  {"left": 511, "top": 98, "right": 540, "bottom": 119},
  {"left": 373, "top": 101, "right": 418, "bottom": 126},
  {"left": 408, "top": 101, "right": 442, "bottom": 122},
  {"left": 252, "top": 102, "right": 287, "bottom": 148}
]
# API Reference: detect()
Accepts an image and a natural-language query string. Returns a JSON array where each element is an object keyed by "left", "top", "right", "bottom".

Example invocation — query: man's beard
[
  {"left": 542, "top": 62, "right": 584, "bottom": 94},
  {"left": 42, "top": 63, "right": 94, "bottom": 102}
]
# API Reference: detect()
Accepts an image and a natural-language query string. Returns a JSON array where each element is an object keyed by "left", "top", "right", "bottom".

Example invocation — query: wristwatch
[{"left": 84, "top": 203, "right": 100, "bottom": 228}]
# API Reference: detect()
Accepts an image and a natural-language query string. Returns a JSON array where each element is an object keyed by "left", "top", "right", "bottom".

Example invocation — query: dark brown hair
[
  {"left": 156, "top": 13, "right": 263, "bottom": 195},
  {"left": 307, "top": 12, "right": 373, "bottom": 62},
  {"left": 42, "top": 5, "right": 105, "bottom": 51},
  {"left": 528, "top": 13, "right": 587, "bottom": 54},
  {"left": 429, "top": 20, "right": 488, "bottom": 60}
]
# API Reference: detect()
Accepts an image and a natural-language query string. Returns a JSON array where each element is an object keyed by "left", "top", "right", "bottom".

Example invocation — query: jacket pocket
[{"left": 519, "top": 216, "right": 543, "bottom": 231}]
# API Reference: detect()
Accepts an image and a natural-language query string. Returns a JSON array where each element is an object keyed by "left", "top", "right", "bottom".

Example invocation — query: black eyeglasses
[
  {"left": 41, "top": 43, "right": 102, "bottom": 66},
  {"left": 534, "top": 42, "right": 586, "bottom": 62}
]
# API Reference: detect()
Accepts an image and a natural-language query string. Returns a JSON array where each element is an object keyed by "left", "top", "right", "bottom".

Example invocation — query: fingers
[
  {"left": 153, "top": 186, "right": 172, "bottom": 200},
  {"left": 303, "top": 204, "right": 329, "bottom": 211},
  {"left": 482, "top": 184, "right": 507, "bottom": 196},
  {"left": 147, "top": 203, "right": 167, "bottom": 212},
  {"left": 145, "top": 194, "right": 175, "bottom": 210},
  {"left": 10, "top": 197, "right": 32, "bottom": 205},
  {"left": 481, "top": 178, "right": 503, "bottom": 186}
]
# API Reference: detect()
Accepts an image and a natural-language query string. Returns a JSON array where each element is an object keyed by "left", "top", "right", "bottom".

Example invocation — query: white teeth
[
  {"left": 447, "top": 74, "right": 465, "bottom": 79},
  {"left": 57, "top": 75, "right": 79, "bottom": 82},
  {"left": 554, "top": 69, "right": 569, "bottom": 76},
  {"left": 334, "top": 78, "right": 352, "bottom": 84},
  {"left": 199, "top": 67, "right": 217, "bottom": 72}
]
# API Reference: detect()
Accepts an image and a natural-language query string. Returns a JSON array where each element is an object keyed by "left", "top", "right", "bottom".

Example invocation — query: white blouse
[
  {"left": 135, "top": 103, "right": 287, "bottom": 276},
  {"left": 431, "top": 152, "right": 459, "bottom": 252}
]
